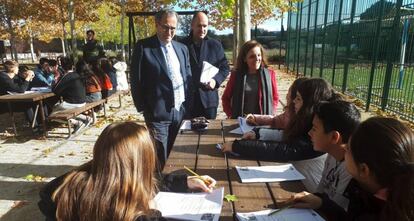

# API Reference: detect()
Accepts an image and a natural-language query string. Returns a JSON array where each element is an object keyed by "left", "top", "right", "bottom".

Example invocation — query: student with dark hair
[
  {"left": 100, "top": 57, "right": 117, "bottom": 95},
  {"left": 245, "top": 77, "right": 308, "bottom": 130},
  {"left": 0, "top": 60, "right": 38, "bottom": 131},
  {"left": 292, "top": 100, "right": 360, "bottom": 219},
  {"left": 76, "top": 59, "right": 102, "bottom": 103},
  {"left": 222, "top": 78, "right": 341, "bottom": 191},
  {"left": 293, "top": 117, "right": 414, "bottom": 221},
  {"left": 38, "top": 122, "right": 216, "bottom": 221},
  {"left": 91, "top": 58, "right": 112, "bottom": 99},
  {"left": 48, "top": 59, "right": 63, "bottom": 83},
  {"left": 52, "top": 57, "right": 91, "bottom": 132},
  {"left": 32, "top": 57, "right": 54, "bottom": 87}
]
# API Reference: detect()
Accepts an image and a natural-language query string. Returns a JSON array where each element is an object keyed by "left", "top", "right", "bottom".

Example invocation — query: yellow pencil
[{"left": 184, "top": 165, "right": 212, "bottom": 186}]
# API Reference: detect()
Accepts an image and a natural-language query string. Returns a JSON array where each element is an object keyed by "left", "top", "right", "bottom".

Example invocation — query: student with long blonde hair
[{"left": 38, "top": 122, "right": 215, "bottom": 221}]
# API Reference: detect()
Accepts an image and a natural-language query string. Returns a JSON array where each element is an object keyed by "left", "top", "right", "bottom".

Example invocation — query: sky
[
  {"left": 214, "top": 15, "right": 288, "bottom": 35},
  {"left": 172, "top": 5, "right": 287, "bottom": 35}
]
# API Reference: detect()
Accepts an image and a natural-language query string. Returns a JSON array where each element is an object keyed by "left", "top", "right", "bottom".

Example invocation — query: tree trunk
[
  {"left": 239, "top": 0, "right": 251, "bottom": 46},
  {"left": 60, "top": 37, "right": 66, "bottom": 56},
  {"left": 29, "top": 31, "right": 35, "bottom": 62},
  {"left": 120, "top": 0, "right": 126, "bottom": 60},
  {"left": 68, "top": 0, "right": 77, "bottom": 62},
  {"left": 6, "top": 16, "right": 18, "bottom": 62},
  {"left": 232, "top": 0, "right": 239, "bottom": 65},
  {"left": 58, "top": 1, "right": 68, "bottom": 57}
]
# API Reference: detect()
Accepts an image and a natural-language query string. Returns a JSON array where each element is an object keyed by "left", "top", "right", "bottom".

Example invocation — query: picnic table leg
[
  {"left": 7, "top": 102, "right": 17, "bottom": 136},
  {"left": 38, "top": 100, "right": 47, "bottom": 135},
  {"left": 31, "top": 104, "right": 40, "bottom": 129},
  {"left": 118, "top": 94, "right": 122, "bottom": 108}
]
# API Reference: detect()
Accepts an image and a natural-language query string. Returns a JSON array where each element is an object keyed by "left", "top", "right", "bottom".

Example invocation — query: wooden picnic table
[
  {"left": 0, "top": 92, "right": 55, "bottom": 135},
  {"left": 163, "top": 119, "right": 307, "bottom": 221}
]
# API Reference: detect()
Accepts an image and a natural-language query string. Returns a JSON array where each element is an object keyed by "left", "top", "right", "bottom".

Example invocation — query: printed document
[
  {"left": 200, "top": 61, "right": 219, "bottom": 84},
  {"left": 153, "top": 187, "right": 224, "bottom": 221},
  {"left": 236, "top": 208, "right": 325, "bottom": 221},
  {"left": 230, "top": 117, "right": 255, "bottom": 134},
  {"left": 235, "top": 164, "right": 305, "bottom": 183}
]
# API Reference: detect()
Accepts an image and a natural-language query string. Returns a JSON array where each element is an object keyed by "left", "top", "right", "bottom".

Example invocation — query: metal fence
[{"left": 287, "top": 0, "right": 414, "bottom": 122}]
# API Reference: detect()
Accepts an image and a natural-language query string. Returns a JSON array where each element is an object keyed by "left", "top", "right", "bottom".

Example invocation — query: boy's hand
[
  {"left": 221, "top": 142, "right": 233, "bottom": 152},
  {"left": 292, "top": 191, "right": 322, "bottom": 209},
  {"left": 242, "top": 131, "right": 256, "bottom": 140}
]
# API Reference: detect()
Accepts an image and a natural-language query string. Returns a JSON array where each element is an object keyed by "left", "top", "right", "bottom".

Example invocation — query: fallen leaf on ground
[
  {"left": 24, "top": 174, "right": 45, "bottom": 182},
  {"left": 11, "top": 200, "right": 29, "bottom": 209},
  {"left": 224, "top": 194, "right": 238, "bottom": 202}
]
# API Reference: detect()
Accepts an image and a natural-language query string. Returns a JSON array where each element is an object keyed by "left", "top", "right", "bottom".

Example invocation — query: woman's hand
[
  {"left": 292, "top": 191, "right": 322, "bottom": 209},
  {"left": 242, "top": 131, "right": 256, "bottom": 140},
  {"left": 187, "top": 175, "right": 216, "bottom": 193},
  {"left": 245, "top": 114, "right": 257, "bottom": 126},
  {"left": 221, "top": 142, "right": 233, "bottom": 152}
]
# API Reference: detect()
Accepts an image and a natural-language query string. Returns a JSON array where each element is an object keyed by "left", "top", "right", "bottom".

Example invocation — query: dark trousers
[
  {"left": 191, "top": 95, "right": 217, "bottom": 119},
  {"left": 145, "top": 106, "right": 185, "bottom": 169}
]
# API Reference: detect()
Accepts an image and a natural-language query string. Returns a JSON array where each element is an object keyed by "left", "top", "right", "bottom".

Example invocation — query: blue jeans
[{"left": 145, "top": 106, "right": 185, "bottom": 168}]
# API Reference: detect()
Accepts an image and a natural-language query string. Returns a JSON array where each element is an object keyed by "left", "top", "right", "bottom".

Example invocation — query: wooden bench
[
  {"left": 105, "top": 90, "right": 129, "bottom": 108},
  {"left": 47, "top": 99, "right": 107, "bottom": 137}
]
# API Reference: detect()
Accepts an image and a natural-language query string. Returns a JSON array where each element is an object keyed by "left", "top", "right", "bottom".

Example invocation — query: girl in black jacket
[
  {"left": 222, "top": 78, "right": 341, "bottom": 191},
  {"left": 293, "top": 117, "right": 414, "bottom": 221}
]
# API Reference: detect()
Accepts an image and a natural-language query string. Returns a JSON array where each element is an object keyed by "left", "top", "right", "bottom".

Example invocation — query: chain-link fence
[{"left": 287, "top": 0, "right": 414, "bottom": 122}]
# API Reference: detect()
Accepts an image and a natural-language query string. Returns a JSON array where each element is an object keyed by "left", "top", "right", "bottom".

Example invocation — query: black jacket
[
  {"left": 130, "top": 35, "right": 192, "bottom": 121},
  {"left": 0, "top": 72, "right": 29, "bottom": 95},
  {"left": 38, "top": 170, "right": 188, "bottom": 221},
  {"left": 232, "top": 135, "right": 324, "bottom": 161},
  {"left": 52, "top": 72, "right": 86, "bottom": 104},
  {"left": 180, "top": 35, "right": 230, "bottom": 109},
  {"left": 315, "top": 179, "right": 385, "bottom": 221}
]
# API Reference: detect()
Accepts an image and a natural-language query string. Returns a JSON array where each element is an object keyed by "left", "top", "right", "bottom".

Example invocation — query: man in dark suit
[
  {"left": 130, "top": 10, "right": 192, "bottom": 168},
  {"left": 181, "top": 12, "right": 229, "bottom": 119}
]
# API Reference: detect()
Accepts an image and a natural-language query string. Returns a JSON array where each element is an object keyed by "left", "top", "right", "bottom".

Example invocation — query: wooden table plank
[
  {"left": 222, "top": 120, "right": 276, "bottom": 214},
  {"left": 259, "top": 161, "right": 306, "bottom": 206},
  {"left": 195, "top": 120, "right": 233, "bottom": 220},
  {"left": 163, "top": 129, "right": 200, "bottom": 174},
  {"left": 0, "top": 92, "right": 55, "bottom": 102}
]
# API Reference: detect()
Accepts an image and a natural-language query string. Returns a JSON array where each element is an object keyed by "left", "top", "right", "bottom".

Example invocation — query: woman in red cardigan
[{"left": 222, "top": 40, "right": 279, "bottom": 118}]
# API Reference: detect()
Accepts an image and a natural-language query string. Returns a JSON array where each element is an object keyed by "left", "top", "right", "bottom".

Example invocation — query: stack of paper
[
  {"left": 236, "top": 208, "right": 325, "bottom": 221},
  {"left": 235, "top": 164, "right": 305, "bottom": 183},
  {"left": 153, "top": 187, "right": 224, "bottom": 221}
]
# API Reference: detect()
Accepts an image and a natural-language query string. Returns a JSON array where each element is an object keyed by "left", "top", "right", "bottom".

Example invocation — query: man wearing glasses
[{"left": 130, "top": 9, "right": 192, "bottom": 168}]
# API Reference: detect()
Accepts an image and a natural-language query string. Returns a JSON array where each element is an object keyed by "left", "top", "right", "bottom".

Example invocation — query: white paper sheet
[
  {"left": 236, "top": 208, "right": 325, "bottom": 221},
  {"left": 229, "top": 117, "right": 255, "bottom": 135},
  {"left": 7, "top": 91, "right": 34, "bottom": 95},
  {"left": 180, "top": 120, "right": 192, "bottom": 130},
  {"left": 200, "top": 61, "right": 219, "bottom": 84},
  {"left": 153, "top": 187, "right": 224, "bottom": 221},
  {"left": 30, "top": 87, "right": 52, "bottom": 93},
  {"left": 235, "top": 164, "right": 305, "bottom": 183}
]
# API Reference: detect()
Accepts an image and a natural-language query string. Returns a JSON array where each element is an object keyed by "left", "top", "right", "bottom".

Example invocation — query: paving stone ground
[{"left": 0, "top": 67, "right": 374, "bottom": 221}]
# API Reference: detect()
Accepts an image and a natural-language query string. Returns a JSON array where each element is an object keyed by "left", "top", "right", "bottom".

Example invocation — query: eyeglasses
[{"left": 159, "top": 24, "right": 176, "bottom": 32}]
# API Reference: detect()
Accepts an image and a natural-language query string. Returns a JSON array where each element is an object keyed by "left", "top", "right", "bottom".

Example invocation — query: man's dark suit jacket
[
  {"left": 130, "top": 35, "right": 192, "bottom": 121},
  {"left": 181, "top": 35, "right": 229, "bottom": 109}
]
